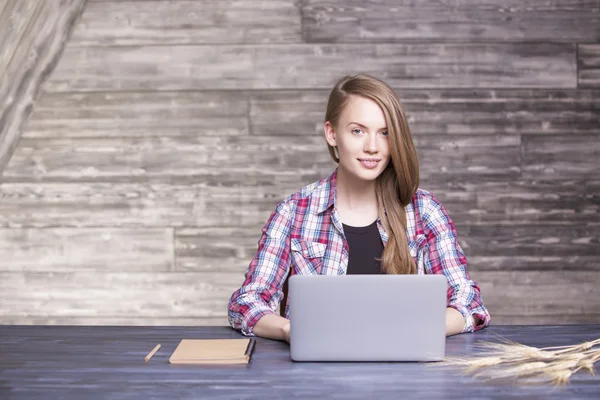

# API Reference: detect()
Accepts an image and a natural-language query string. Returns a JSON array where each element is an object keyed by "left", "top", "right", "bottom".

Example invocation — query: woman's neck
[{"left": 335, "top": 167, "right": 379, "bottom": 226}]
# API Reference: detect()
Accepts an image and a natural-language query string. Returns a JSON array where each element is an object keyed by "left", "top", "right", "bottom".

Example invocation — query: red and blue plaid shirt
[{"left": 228, "top": 170, "right": 491, "bottom": 336}]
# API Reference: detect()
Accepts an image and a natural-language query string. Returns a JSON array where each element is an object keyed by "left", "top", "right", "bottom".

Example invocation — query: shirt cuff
[
  {"left": 241, "top": 306, "right": 276, "bottom": 336},
  {"left": 448, "top": 303, "right": 475, "bottom": 333}
]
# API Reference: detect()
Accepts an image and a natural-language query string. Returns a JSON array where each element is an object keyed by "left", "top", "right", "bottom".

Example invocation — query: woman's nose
[{"left": 364, "top": 133, "right": 378, "bottom": 153}]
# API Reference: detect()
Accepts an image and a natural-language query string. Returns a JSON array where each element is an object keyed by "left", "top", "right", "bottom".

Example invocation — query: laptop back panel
[{"left": 289, "top": 275, "right": 447, "bottom": 362}]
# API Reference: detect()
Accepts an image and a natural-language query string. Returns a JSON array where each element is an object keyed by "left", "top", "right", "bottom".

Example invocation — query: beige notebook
[{"left": 169, "top": 339, "right": 256, "bottom": 365}]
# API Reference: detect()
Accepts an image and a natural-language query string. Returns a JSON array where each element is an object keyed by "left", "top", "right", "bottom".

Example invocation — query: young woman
[{"left": 228, "top": 74, "right": 491, "bottom": 343}]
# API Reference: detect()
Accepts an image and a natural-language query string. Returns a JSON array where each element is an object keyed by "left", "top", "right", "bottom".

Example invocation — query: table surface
[{"left": 1, "top": 324, "right": 599, "bottom": 400}]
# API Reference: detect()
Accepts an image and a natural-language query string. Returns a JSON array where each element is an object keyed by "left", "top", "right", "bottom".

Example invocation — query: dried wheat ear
[{"left": 434, "top": 337, "right": 600, "bottom": 386}]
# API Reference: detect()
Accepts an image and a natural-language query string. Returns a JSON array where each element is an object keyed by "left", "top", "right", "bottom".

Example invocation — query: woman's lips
[{"left": 358, "top": 158, "right": 380, "bottom": 169}]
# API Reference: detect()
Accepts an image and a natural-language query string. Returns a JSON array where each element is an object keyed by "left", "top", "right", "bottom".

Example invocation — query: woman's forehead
[{"left": 339, "top": 96, "right": 386, "bottom": 128}]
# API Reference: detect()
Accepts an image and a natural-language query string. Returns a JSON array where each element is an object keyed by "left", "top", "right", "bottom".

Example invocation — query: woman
[{"left": 228, "top": 74, "right": 491, "bottom": 342}]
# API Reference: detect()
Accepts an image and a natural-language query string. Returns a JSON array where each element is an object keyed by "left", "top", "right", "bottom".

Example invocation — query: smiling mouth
[
  {"left": 358, "top": 158, "right": 380, "bottom": 163},
  {"left": 358, "top": 158, "right": 381, "bottom": 168}
]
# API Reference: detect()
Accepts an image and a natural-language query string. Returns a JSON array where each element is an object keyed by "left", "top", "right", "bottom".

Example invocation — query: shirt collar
[{"left": 316, "top": 169, "right": 338, "bottom": 215}]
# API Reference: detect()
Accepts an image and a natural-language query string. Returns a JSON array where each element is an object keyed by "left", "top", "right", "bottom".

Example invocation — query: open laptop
[{"left": 288, "top": 274, "right": 447, "bottom": 362}]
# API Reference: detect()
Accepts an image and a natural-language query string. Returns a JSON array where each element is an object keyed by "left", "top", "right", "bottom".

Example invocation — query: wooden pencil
[{"left": 144, "top": 344, "right": 161, "bottom": 361}]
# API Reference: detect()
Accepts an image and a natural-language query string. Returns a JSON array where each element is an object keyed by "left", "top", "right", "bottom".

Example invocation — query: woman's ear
[{"left": 324, "top": 121, "right": 337, "bottom": 147}]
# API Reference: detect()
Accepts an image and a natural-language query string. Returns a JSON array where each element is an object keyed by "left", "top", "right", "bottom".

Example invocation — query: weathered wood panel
[
  {"left": 23, "top": 91, "right": 250, "bottom": 138},
  {"left": 302, "top": 0, "right": 600, "bottom": 43},
  {"left": 3, "top": 136, "right": 334, "bottom": 181},
  {"left": 424, "top": 179, "right": 600, "bottom": 226},
  {"left": 0, "top": 182, "right": 299, "bottom": 228},
  {"left": 579, "top": 44, "right": 600, "bottom": 88},
  {"left": 0, "top": 0, "right": 86, "bottom": 176},
  {"left": 0, "top": 271, "right": 598, "bottom": 324},
  {"left": 175, "top": 225, "right": 600, "bottom": 273},
  {"left": 415, "top": 135, "right": 521, "bottom": 180},
  {"left": 4, "top": 135, "right": 522, "bottom": 182},
  {"left": 476, "top": 271, "right": 600, "bottom": 321},
  {"left": 463, "top": 225, "right": 600, "bottom": 271},
  {"left": 251, "top": 89, "right": 600, "bottom": 136},
  {"left": 0, "top": 179, "right": 597, "bottom": 229},
  {"left": 70, "top": 0, "right": 301, "bottom": 45},
  {"left": 250, "top": 91, "right": 328, "bottom": 136},
  {"left": 0, "top": 272, "right": 241, "bottom": 320},
  {"left": 0, "top": 228, "right": 173, "bottom": 272},
  {"left": 0, "top": 0, "right": 39, "bottom": 78},
  {"left": 25, "top": 88, "right": 598, "bottom": 139},
  {"left": 522, "top": 134, "right": 600, "bottom": 179},
  {"left": 44, "top": 43, "right": 576, "bottom": 92},
  {"left": 175, "top": 227, "right": 259, "bottom": 272},
  {"left": 0, "top": 316, "right": 229, "bottom": 326}
]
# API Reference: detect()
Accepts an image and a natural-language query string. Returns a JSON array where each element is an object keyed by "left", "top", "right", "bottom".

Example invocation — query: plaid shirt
[{"left": 228, "top": 170, "right": 491, "bottom": 336}]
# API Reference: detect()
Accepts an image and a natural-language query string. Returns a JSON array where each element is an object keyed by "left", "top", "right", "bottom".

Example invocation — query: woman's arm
[
  {"left": 422, "top": 193, "right": 491, "bottom": 334},
  {"left": 446, "top": 307, "right": 480, "bottom": 336},
  {"left": 228, "top": 202, "right": 294, "bottom": 336},
  {"left": 253, "top": 314, "right": 291, "bottom": 342}
]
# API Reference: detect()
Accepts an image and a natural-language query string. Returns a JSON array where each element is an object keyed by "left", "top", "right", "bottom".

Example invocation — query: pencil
[{"left": 144, "top": 344, "right": 161, "bottom": 361}]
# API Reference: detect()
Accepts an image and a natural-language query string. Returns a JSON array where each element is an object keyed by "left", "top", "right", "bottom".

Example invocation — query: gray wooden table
[{"left": 1, "top": 325, "right": 599, "bottom": 399}]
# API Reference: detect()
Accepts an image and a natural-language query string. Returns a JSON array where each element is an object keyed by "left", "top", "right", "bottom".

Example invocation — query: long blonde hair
[{"left": 325, "top": 74, "right": 419, "bottom": 275}]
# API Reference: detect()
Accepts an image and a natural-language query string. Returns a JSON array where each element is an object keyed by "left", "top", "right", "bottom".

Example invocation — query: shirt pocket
[{"left": 290, "top": 238, "right": 327, "bottom": 275}]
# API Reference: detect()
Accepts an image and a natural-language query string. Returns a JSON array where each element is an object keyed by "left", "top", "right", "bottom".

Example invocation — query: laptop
[{"left": 288, "top": 274, "right": 447, "bottom": 362}]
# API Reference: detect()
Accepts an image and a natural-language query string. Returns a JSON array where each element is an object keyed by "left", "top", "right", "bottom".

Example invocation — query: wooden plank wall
[{"left": 0, "top": 0, "right": 599, "bottom": 326}]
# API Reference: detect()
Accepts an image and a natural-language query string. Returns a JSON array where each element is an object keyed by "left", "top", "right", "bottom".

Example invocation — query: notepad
[{"left": 168, "top": 339, "right": 256, "bottom": 365}]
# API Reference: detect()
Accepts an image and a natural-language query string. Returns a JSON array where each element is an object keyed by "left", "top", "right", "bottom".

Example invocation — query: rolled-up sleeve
[
  {"left": 227, "top": 202, "right": 293, "bottom": 336},
  {"left": 421, "top": 194, "right": 491, "bottom": 333}
]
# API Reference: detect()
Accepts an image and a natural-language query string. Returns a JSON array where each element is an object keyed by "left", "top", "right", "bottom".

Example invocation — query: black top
[{"left": 343, "top": 219, "right": 384, "bottom": 274}]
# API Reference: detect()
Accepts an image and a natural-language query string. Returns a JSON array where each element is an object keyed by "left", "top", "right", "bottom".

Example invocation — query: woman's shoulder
[
  {"left": 409, "top": 187, "right": 451, "bottom": 218},
  {"left": 275, "top": 172, "right": 336, "bottom": 216},
  {"left": 411, "top": 187, "right": 437, "bottom": 210},
  {"left": 409, "top": 187, "right": 457, "bottom": 231}
]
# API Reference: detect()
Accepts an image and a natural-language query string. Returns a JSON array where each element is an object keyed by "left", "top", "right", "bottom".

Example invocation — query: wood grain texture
[
  {"left": 0, "top": 0, "right": 86, "bottom": 176},
  {"left": 250, "top": 90, "right": 328, "bottom": 136},
  {"left": 2, "top": 326, "right": 600, "bottom": 399},
  {"left": 70, "top": 0, "right": 302, "bottom": 45},
  {"left": 3, "top": 136, "right": 335, "bottom": 182},
  {"left": 251, "top": 89, "right": 600, "bottom": 136},
  {"left": 175, "top": 227, "right": 259, "bottom": 272},
  {"left": 415, "top": 134, "right": 521, "bottom": 180},
  {"left": 4, "top": 134, "right": 526, "bottom": 183},
  {"left": 175, "top": 224, "right": 600, "bottom": 273},
  {"left": 0, "top": 228, "right": 174, "bottom": 272},
  {"left": 0, "top": 0, "right": 39, "bottom": 79},
  {"left": 23, "top": 91, "right": 250, "bottom": 138},
  {"left": 579, "top": 44, "right": 600, "bottom": 88},
  {"left": 426, "top": 179, "right": 600, "bottom": 226},
  {"left": 44, "top": 43, "right": 576, "bottom": 91},
  {"left": 0, "top": 270, "right": 598, "bottom": 324},
  {"left": 463, "top": 225, "right": 600, "bottom": 271},
  {"left": 0, "top": 181, "right": 302, "bottom": 228},
  {"left": 302, "top": 0, "right": 600, "bottom": 43},
  {"left": 0, "top": 178, "right": 597, "bottom": 229},
  {"left": 0, "top": 272, "right": 241, "bottom": 320},
  {"left": 1, "top": 0, "right": 597, "bottom": 327},
  {"left": 522, "top": 134, "right": 600, "bottom": 179},
  {"left": 0, "top": 316, "right": 229, "bottom": 325},
  {"left": 476, "top": 271, "right": 600, "bottom": 320}
]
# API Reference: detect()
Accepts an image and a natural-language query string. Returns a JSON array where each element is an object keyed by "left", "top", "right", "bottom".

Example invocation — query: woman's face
[{"left": 325, "top": 95, "right": 391, "bottom": 183}]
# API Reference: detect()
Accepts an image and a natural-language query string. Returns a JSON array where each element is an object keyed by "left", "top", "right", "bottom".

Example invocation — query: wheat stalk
[{"left": 437, "top": 337, "right": 600, "bottom": 386}]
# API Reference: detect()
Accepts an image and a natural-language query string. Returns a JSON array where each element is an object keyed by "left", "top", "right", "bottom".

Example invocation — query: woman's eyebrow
[{"left": 347, "top": 122, "right": 388, "bottom": 131}]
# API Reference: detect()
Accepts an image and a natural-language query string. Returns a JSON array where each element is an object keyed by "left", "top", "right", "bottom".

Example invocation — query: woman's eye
[
  {"left": 381, "top": 131, "right": 388, "bottom": 136},
  {"left": 351, "top": 129, "right": 362, "bottom": 135}
]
